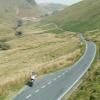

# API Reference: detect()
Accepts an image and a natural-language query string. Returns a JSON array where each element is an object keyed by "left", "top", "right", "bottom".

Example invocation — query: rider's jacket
[{"left": 31, "top": 75, "right": 36, "bottom": 80}]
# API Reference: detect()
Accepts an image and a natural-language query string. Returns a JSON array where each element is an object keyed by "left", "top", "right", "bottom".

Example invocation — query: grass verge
[{"left": 63, "top": 30, "right": 100, "bottom": 100}]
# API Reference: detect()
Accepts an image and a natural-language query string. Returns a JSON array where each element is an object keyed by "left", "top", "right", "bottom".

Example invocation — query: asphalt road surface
[{"left": 14, "top": 41, "right": 96, "bottom": 100}]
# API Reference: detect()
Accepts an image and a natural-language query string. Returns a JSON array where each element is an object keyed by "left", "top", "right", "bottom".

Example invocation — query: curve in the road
[
  {"left": 14, "top": 41, "right": 96, "bottom": 100},
  {"left": 58, "top": 41, "right": 96, "bottom": 100}
]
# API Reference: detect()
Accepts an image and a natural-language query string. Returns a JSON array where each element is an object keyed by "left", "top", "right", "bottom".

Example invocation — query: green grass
[
  {"left": 63, "top": 30, "right": 100, "bottom": 100},
  {"left": 43, "top": 0, "right": 100, "bottom": 99},
  {"left": 44, "top": 0, "right": 100, "bottom": 32}
]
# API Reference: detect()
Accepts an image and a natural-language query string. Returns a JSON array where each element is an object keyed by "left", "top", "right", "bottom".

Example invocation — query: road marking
[
  {"left": 58, "top": 75, "right": 62, "bottom": 78},
  {"left": 35, "top": 89, "right": 40, "bottom": 93},
  {"left": 63, "top": 72, "right": 66, "bottom": 75},
  {"left": 47, "top": 81, "right": 52, "bottom": 85},
  {"left": 26, "top": 94, "right": 31, "bottom": 99},
  {"left": 62, "top": 73, "right": 65, "bottom": 75},
  {"left": 41, "top": 85, "right": 46, "bottom": 89},
  {"left": 15, "top": 38, "right": 96, "bottom": 100},
  {"left": 53, "top": 78, "right": 57, "bottom": 81},
  {"left": 66, "top": 70, "right": 68, "bottom": 72}
]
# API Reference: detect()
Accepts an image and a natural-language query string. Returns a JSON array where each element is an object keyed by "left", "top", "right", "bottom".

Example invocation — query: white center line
[
  {"left": 47, "top": 81, "right": 52, "bottom": 85},
  {"left": 41, "top": 85, "right": 46, "bottom": 88},
  {"left": 58, "top": 75, "right": 61, "bottom": 78},
  {"left": 26, "top": 94, "right": 31, "bottom": 99},
  {"left": 62, "top": 73, "right": 65, "bottom": 75},
  {"left": 53, "top": 78, "right": 57, "bottom": 81},
  {"left": 66, "top": 70, "right": 68, "bottom": 72},
  {"left": 35, "top": 89, "right": 40, "bottom": 93}
]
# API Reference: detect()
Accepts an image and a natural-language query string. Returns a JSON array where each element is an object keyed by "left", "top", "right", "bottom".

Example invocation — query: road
[{"left": 14, "top": 41, "right": 96, "bottom": 100}]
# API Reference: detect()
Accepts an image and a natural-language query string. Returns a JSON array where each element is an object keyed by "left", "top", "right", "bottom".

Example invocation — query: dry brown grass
[{"left": 0, "top": 28, "right": 82, "bottom": 99}]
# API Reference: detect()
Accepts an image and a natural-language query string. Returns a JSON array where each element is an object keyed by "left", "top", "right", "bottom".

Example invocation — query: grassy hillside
[
  {"left": 0, "top": 0, "right": 40, "bottom": 19},
  {"left": 45, "top": 0, "right": 100, "bottom": 32},
  {"left": 41, "top": 0, "right": 100, "bottom": 99},
  {"left": 0, "top": 23, "right": 83, "bottom": 99},
  {"left": 0, "top": 0, "right": 41, "bottom": 42},
  {"left": 1, "top": 0, "right": 95, "bottom": 100}
]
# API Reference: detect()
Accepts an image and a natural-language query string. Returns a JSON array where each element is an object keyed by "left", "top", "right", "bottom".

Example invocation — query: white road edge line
[
  {"left": 57, "top": 42, "right": 96, "bottom": 100},
  {"left": 13, "top": 86, "right": 28, "bottom": 99}
]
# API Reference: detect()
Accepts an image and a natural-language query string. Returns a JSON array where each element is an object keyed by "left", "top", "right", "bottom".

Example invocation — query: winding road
[{"left": 14, "top": 41, "right": 96, "bottom": 100}]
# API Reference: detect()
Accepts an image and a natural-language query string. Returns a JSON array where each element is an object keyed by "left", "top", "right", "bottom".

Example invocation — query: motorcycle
[{"left": 28, "top": 79, "right": 35, "bottom": 87}]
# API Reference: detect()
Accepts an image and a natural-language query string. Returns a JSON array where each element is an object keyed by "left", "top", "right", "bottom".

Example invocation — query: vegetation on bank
[
  {"left": 63, "top": 30, "right": 100, "bottom": 100},
  {"left": 0, "top": 42, "right": 10, "bottom": 50},
  {"left": 44, "top": 0, "right": 100, "bottom": 32}
]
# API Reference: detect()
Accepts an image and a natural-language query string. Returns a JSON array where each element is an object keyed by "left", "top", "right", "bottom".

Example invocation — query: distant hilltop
[{"left": 0, "top": 0, "right": 40, "bottom": 18}]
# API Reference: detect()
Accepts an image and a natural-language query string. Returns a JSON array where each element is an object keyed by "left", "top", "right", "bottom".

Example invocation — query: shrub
[
  {"left": 0, "top": 42, "right": 10, "bottom": 50},
  {"left": 90, "top": 95, "right": 95, "bottom": 100},
  {"left": 15, "top": 31, "right": 23, "bottom": 36}
]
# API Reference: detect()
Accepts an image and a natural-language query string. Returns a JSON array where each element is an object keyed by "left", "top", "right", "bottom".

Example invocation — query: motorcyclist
[
  {"left": 31, "top": 72, "right": 37, "bottom": 82},
  {"left": 28, "top": 72, "right": 37, "bottom": 87}
]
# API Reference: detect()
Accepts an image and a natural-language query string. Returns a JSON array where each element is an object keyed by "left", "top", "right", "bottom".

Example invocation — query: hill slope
[
  {"left": 0, "top": 0, "right": 40, "bottom": 19},
  {"left": 0, "top": 0, "right": 41, "bottom": 37},
  {"left": 39, "top": 3, "right": 66, "bottom": 15},
  {"left": 45, "top": 0, "right": 100, "bottom": 32}
]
